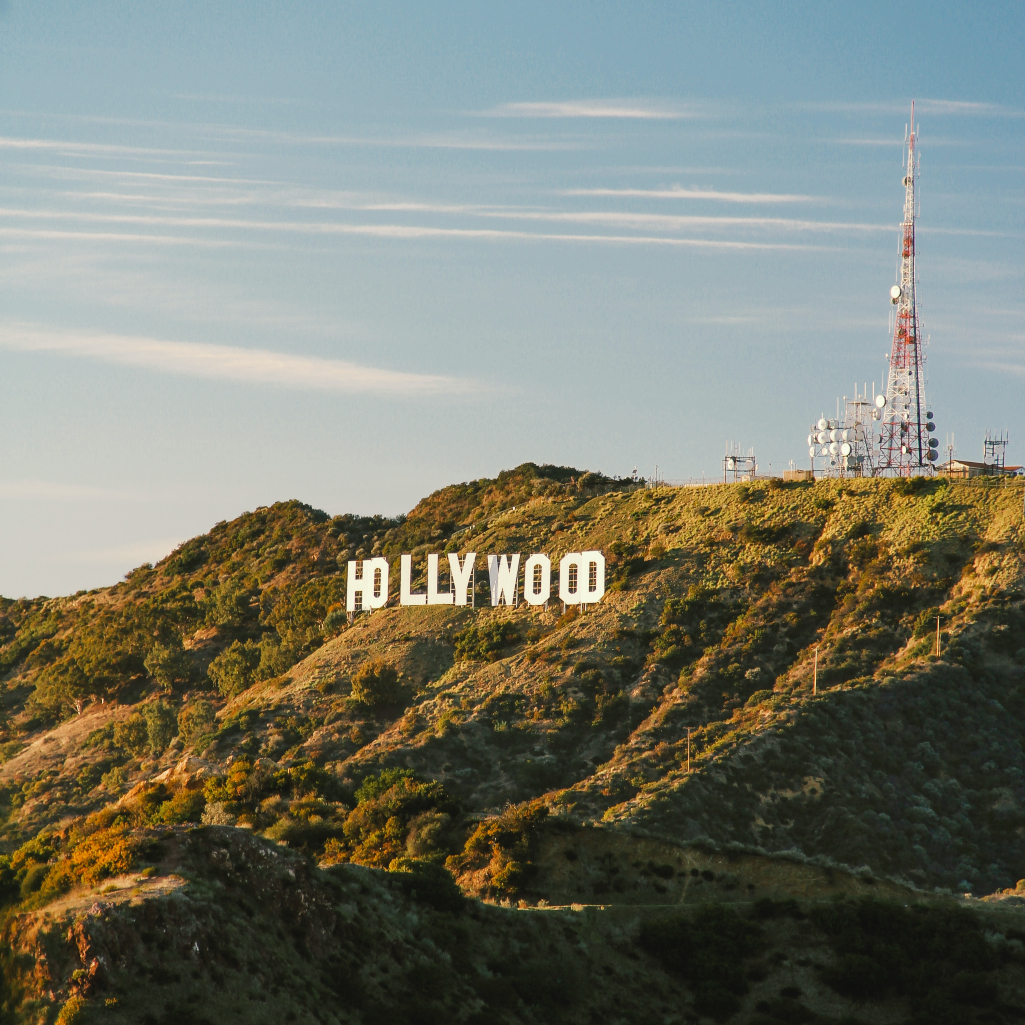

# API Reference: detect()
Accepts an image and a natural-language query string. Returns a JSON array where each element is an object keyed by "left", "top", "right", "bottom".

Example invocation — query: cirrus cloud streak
[{"left": 0, "top": 325, "right": 475, "bottom": 394}]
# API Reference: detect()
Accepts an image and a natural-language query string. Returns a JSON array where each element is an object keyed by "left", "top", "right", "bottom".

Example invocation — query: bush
[
  {"left": 41, "top": 825, "right": 143, "bottom": 896},
  {"left": 19, "top": 862, "right": 48, "bottom": 898},
  {"left": 101, "top": 765, "right": 129, "bottom": 791},
  {"left": 811, "top": 898, "right": 997, "bottom": 1011},
  {"left": 143, "top": 639, "right": 193, "bottom": 691},
  {"left": 55, "top": 996, "right": 87, "bottom": 1025},
  {"left": 143, "top": 699, "right": 178, "bottom": 755},
  {"left": 350, "top": 659, "right": 400, "bottom": 707},
  {"left": 389, "top": 859, "right": 465, "bottom": 914},
  {"left": 178, "top": 699, "right": 215, "bottom": 748},
  {"left": 343, "top": 772, "right": 456, "bottom": 868},
  {"left": 208, "top": 639, "right": 260, "bottom": 697},
  {"left": 112, "top": 714, "right": 148, "bottom": 757},
  {"left": 454, "top": 619, "right": 519, "bottom": 662},
  {"left": 446, "top": 801, "right": 547, "bottom": 897},
  {"left": 638, "top": 905, "right": 765, "bottom": 1022},
  {"left": 156, "top": 788, "right": 205, "bottom": 824}
]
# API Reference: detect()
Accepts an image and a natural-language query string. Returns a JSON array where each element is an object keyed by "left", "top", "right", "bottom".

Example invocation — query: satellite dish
[
  {"left": 875, "top": 394, "right": 886, "bottom": 408},
  {"left": 808, "top": 446, "right": 816, "bottom": 458},
  {"left": 926, "top": 421, "right": 936, "bottom": 432},
  {"left": 926, "top": 410, "right": 933, "bottom": 418},
  {"left": 929, "top": 437, "right": 939, "bottom": 449},
  {"left": 841, "top": 443, "right": 852, "bottom": 456},
  {"left": 817, "top": 418, "right": 827, "bottom": 431},
  {"left": 872, "top": 409, "right": 881, "bottom": 421},
  {"left": 890, "top": 285, "right": 902, "bottom": 302},
  {"left": 727, "top": 458, "right": 735, "bottom": 470},
  {"left": 927, "top": 451, "right": 937, "bottom": 462},
  {"left": 829, "top": 429, "right": 840, "bottom": 442},
  {"left": 829, "top": 442, "right": 840, "bottom": 455},
  {"left": 807, "top": 434, "right": 813, "bottom": 446},
  {"left": 820, "top": 446, "right": 830, "bottom": 457},
  {"left": 817, "top": 431, "right": 828, "bottom": 444}
]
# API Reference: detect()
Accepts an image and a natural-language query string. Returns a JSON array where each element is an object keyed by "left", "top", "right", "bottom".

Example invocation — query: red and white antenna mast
[{"left": 877, "top": 101, "right": 937, "bottom": 475}]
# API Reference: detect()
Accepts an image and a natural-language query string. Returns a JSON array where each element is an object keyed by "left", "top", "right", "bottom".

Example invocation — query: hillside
[{"left": 0, "top": 464, "right": 1024, "bottom": 1023}]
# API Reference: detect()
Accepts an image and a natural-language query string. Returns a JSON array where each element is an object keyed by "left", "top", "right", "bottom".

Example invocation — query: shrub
[
  {"left": 638, "top": 905, "right": 765, "bottom": 1021},
  {"left": 178, "top": 699, "right": 215, "bottom": 748},
  {"left": 343, "top": 772, "right": 456, "bottom": 868},
  {"left": 323, "top": 606, "right": 347, "bottom": 635},
  {"left": 76, "top": 763, "right": 106, "bottom": 792},
  {"left": 143, "top": 699, "right": 178, "bottom": 755},
  {"left": 19, "top": 863, "right": 48, "bottom": 898},
  {"left": 40, "top": 826, "right": 143, "bottom": 897},
  {"left": 208, "top": 577, "right": 256, "bottom": 628},
  {"left": 143, "top": 639, "right": 193, "bottom": 691},
  {"left": 446, "top": 801, "right": 547, "bottom": 897},
  {"left": 101, "top": 765, "right": 129, "bottom": 790},
  {"left": 112, "top": 714, "right": 148, "bottom": 757},
  {"left": 454, "top": 619, "right": 519, "bottom": 662},
  {"left": 389, "top": 858, "right": 465, "bottom": 914},
  {"left": 811, "top": 897, "right": 997, "bottom": 1010},
  {"left": 208, "top": 639, "right": 260, "bottom": 697},
  {"left": 350, "top": 659, "right": 401, "bottom": 707},
  {"left": 55, "top": 996, "right": 87, "bottom": 1025},
  {"left": 156, "top": 788, "right": 205, "bottom": 824}
]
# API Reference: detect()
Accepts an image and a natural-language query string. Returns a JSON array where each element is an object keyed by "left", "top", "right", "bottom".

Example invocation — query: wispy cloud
[
  {"left": 484, "top": 99, "right": 700, "bottom": 120},
  {"left": 0, "top": 205, "right": 885, "bottom": 238},
  {"left": 0, "top": 325, "right": 475, "bottom": 394},
  {"left": 0, "top": 226, "right": 251, "bottom": 248},
  {"left": 833, "top": 136, "right": 970, "bottom": 148},
  {"left": 0, "top": 136, "right": 214, "bottom": 159},
  {"left": 563, "top": 186, "right": 821, "bottom": 204},
  {"left": 0, "top": 479, "right": 145, "bottom": 501},
  {"left": 796, "top": 98, "right": 1022, "bottom": 117}
]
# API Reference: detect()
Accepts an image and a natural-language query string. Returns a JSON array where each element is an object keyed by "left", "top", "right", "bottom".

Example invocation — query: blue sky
[{"left": 1, "top": 1, "right": 1023, "bottom": 597}]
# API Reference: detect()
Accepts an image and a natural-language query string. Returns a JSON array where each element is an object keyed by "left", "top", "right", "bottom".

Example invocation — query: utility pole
[
  {"left": 813, "top": 646, "right": 818, "bottom": 697},
  {"left": 935, "top": 615, "right": 941, "bottom": 657},
  {"left": 686, "top": 727, "right": 692, "bottom": 773}
]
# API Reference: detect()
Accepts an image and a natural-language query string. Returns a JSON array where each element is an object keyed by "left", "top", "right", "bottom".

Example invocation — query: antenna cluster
[
  {"left": 800, "top": 102, "right": 938, "bottom": 478},
  {"left": 723, "top": 441, "right": 757, "bottom": 483}
]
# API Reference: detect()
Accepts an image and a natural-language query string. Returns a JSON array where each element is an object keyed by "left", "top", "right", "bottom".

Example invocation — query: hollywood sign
[{"left": 345, "top": 551, "right": 605, "bottom": 612}]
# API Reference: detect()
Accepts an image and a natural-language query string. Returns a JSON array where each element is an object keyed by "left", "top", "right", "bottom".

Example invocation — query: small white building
[{"left": 938, "top": 459, "right": 1023, "bottom": 479}]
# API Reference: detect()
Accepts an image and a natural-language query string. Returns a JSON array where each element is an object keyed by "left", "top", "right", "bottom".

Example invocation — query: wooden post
[
  {"left": 813, "top": 646, "right": 818, "bottom": 697},
  {"left": 936, "top": 615, "right": 941, "bottom": 656},
  {"left": 687, "top": 727, "right": 691, "bottom": 774}
]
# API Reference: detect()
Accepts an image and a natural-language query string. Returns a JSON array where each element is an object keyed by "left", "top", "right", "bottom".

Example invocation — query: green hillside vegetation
[{"left": 0, "top": 464, "right": 1023, "bottom": 1022}]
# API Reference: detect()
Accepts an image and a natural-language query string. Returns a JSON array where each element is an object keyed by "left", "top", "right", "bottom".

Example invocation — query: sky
[{"left": 1, "top": 1, "right": 1023, "bottom": 598}]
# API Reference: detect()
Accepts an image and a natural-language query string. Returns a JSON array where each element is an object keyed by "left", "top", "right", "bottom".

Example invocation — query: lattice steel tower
[{"left": 877, "top": 102, "right": 937, "bottom": 475}]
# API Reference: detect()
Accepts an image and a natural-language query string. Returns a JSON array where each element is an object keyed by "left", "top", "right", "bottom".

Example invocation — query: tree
[
  {"left": 143, "top": 699, "right": 178, "bottom": 755},
  {"left": 209, "top": 577, "right": 256, "bottom": 628},
  {"left": 350, "top": 659, "right": 400, "bottom": 707},
  {"left": 207, "top": 640, "right": 260, "bottom": 698},
  {"left": 144, "top": 639, "right": 193, "bottom": 692},
  {"left": 178, "top": 699, "right": 215, "bottom": 748},
  {"left": 34, "top": 656, "right": 93, "bottom": 717},
  {"left": 112, "top": 714, "right": 149, "bottom": 757}
]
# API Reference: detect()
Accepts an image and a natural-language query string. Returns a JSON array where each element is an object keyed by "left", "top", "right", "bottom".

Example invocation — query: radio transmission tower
[{"left": 877, "top": 101, "right": 937, "bottom": 475}]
